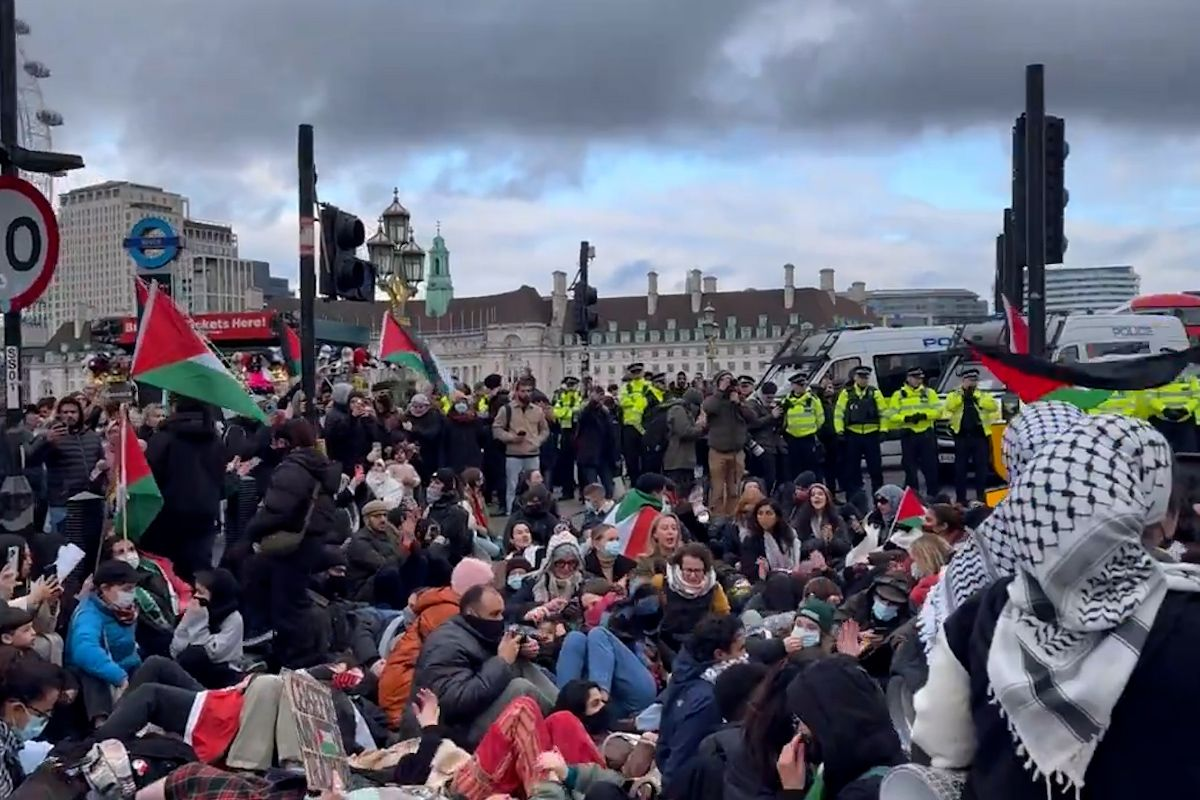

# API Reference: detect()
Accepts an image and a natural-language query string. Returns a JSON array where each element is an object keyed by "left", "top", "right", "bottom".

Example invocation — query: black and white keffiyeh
[
  {"left": 919, "top": 402, "right": 1088, "bottom": 653},
  {"left": 987, "top": 414, "right": 1200, "bottom": 790}
]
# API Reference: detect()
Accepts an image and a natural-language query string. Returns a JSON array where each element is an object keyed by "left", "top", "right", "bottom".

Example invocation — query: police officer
[
  {"left": 1145, "top": 369, "right": 1199, "bottom": 453},
  {"left": 943, "top": 368, "right": 998, "bottom": 503},
  {"left": 834, "top": 366, "right": 888, "bottom": 497},
  {"left": 649, "top": 373, "right": 668, "bottom": 404},
  {"left": 781, "top": 372, "right": 824, "bottom": 484},
  {"left": 618, "top": 363, "right": 651, "bottom": 482},
  {"left": 552, "top": 376, "right": 584, "bottom": 498},
  {"left": 889, "top": 367, "right": 941, "bottom": 496}
]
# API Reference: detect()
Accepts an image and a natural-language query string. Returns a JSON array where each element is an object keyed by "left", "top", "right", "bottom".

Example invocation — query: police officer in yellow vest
[
  {"left": 889, "top": 366, "right": 941, "bottom": 495},
  {"left": 619, "top": 363, "right": 651, "bottom": 482},
  {"left": 1145, "top": 370, "right": 1200, "bottom": 453},
  {"left": 942, "top": 367, "right": 999, "bottom": 503},
  {"left": 834, "top": 366, "right": 888, "bottom": 496},
  {"left": 552, "top": 376, "right": 584, "bottom": 497},
  {"left": 781, "top": 372, "right": 825, "bottom": 484}
]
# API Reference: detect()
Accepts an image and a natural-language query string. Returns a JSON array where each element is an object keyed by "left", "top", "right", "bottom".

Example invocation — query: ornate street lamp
[
  {"left": 367, "top": 189, "right": 426, "bottom": 325},
  {"left": 701, "top": 304, "right": 718, "bottom": 376}
]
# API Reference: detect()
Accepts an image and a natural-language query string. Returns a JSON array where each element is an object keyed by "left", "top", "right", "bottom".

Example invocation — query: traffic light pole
[
  {"left": 578, "top": 241, "right": 591, "bottom": 392},
  {"left": 298, "top": 125, "right": 318, "bottom": 421},
  {"left": 1024, "top": 65, "right": 1047, "bottom": 357},
  {"left": 1, "top": 0, "right": 21, "bottom": 428}
]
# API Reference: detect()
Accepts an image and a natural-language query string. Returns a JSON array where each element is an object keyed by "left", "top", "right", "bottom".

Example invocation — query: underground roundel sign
[
  {"left": 0, "top": 175, "right": 59, "bottom": 313},
  {"left": 123, "top": 216, "right": 181, "bottom": 270}
]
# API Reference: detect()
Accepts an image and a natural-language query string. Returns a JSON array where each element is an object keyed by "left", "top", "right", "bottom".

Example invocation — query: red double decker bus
[{"left": 1113, "top": 293, "right": 1200, "bottom": 345}]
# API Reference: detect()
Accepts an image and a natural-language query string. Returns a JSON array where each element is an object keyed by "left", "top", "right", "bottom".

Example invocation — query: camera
[{"left": 747, "top": 438, "right": 765, "bottom": 457}]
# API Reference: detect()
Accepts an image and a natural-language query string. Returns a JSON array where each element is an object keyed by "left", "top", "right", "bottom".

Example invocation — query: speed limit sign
[{"left": 0, "top": 176, "right": 59, "bottom": 313}]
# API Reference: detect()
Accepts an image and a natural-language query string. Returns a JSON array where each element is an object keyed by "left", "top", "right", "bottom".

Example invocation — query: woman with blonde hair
[
  {"left": 639, "top": 513, "right": 683, "bottom": 573},
  {"left": 907, "top": 534, "right": 952, "bottom": 608}
]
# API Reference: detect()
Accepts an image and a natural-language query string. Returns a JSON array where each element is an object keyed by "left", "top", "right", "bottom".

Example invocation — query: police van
[{"left": 766, "top": 325, "right": 959, "bottom": 467}]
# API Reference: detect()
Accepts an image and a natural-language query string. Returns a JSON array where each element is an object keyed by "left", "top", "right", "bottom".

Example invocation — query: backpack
[{"left": 642, "top": 400, "right": 676, "bottom": 455}]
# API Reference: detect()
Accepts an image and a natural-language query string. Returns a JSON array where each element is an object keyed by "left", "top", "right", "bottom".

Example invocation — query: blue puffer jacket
[
  {"left": 656, "top": 649, "right": 724, "bottom": 794},
  {"left": 66, "top": 594, "right": 141, "bottom": 686}
]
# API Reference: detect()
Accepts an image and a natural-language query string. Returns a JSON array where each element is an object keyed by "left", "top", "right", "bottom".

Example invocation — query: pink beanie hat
[{"left": 451, "top": 558, "right": 495, "bottom": 595}]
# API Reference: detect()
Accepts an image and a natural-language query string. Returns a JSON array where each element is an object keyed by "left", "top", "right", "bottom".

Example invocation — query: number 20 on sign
[{"left": 0, "top": 176, "right": 59, "bottom": 313}]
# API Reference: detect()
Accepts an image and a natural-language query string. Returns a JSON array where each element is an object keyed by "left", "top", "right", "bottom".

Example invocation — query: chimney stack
[
  {"left": 702, "top": 275, "right": 717, "bottom": 294},
  {"left": 551, "top": 270, "right": 568, "bottom": 329},
  {"left": 689, "top": 268, "right": 702, "bottom": 313},
  {"left": 647, "top": 271, "right": 659, "bottom": 316},
  {"left": 819, "top": 268, "right": 836, "bottom": 303},
  {"left": 783, "top": 263, "right": 795, "bottom": 310},
  {"left": 848, "top": 281, "right": 867, "bottom": 303}
]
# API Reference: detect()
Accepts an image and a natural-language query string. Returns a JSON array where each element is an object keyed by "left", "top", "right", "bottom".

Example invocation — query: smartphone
[{"left": 5, "top": 546, "right": 19, "bottom": 575}]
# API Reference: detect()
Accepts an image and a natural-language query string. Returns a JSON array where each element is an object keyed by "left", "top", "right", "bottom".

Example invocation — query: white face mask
[{"left": 116, "top": 552, "right": 139, "bottom": 568}]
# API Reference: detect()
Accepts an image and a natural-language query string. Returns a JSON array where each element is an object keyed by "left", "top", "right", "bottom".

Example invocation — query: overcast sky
[{"left": 21, "top": 0, "right": 1200, "bottom": 303}]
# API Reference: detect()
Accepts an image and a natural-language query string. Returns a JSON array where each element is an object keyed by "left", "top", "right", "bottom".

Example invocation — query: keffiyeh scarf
[
  {"left": 919, "top": 402, "right": 1087, "bottom": 654},
  {"left": 986, "top": 414, "right": 1200, "bottom": 790},
  {"left": 761, "top": 531, "right": 802, "bottom": 572}
]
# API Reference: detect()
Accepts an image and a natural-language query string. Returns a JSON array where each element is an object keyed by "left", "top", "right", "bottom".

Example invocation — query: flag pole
[{"left": 119, "top": 403, "right": 129, "bottom": 542}]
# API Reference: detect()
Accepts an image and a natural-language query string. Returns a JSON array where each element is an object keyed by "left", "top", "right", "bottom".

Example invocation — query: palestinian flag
[
  {"left": 283, "top": 325, "right": 303, "bottom": 376},
  {"left": 131, "top": 283, "right": 268, "bottom": 422},
  {"left": 113, "top": 412, "right": 162, "bottom": 542},
  {"left": 893, "top": 487, "right": 926, "bottom": 531},
  {"left": 973, "top": 344, "right": 1200, "bottom": 411},
  {"left": 1002, "top": 295, "right": 1029, "bottom": 355},
  {"left": 603, "top": 488, "right": 664, "bottom": 558},
  {"left": 379, "top": 312, "right": 445, "bottom": 390}
]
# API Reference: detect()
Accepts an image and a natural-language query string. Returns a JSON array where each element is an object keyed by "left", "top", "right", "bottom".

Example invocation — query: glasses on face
[
  {"left": 874, "top": 497, "right": 887, "bottom": 505},
  {"left": 681, "top": 567, "right": 706, "bottom": 577},
  {"left": 554, "top": 560, "right": 579, "bottom": 571},
  {"left": 24, "top": 703, "right": 50, "bottom": 720}
]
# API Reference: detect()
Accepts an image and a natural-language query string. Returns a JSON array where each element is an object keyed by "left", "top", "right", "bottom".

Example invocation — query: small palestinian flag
[
  {"left": 603, "top": 488, "right": 664, "bottom": 558},
  {"left": 1002, "top": 295, "right": 1029, "bottom": 355},
  {"left": 113, "top": 412, "right": 162, "bottom": 542},
  {"left": 283, "top": 325, "right": 303, "bottom": 377},
  {"left": 131, "top": 283, "right": 268, "bottom": 422},
  {"left": 379, "top": 312, "right": 442, "bottom": 388},
  {"left": 893, "top": 487, "right": 926, "bottom": 531},
  {"left": 972, "top": 344, "right": 1200, "bottom": 411}
]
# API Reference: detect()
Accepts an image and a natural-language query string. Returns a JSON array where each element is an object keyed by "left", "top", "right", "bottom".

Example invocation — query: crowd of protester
[{"left": 0, "top": 368, "right": 1195, "bottom": 800}]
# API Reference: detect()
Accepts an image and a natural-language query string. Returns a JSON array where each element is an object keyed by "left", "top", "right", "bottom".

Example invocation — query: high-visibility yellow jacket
[
  {"left": 781, "top": 391, "right": 824, "bottom": 438},
  {"left": 942, "top": 389, "right": 1000, "bottom": 435},
  {"left": 834, "top": 385, "right": 888, "bottom": 435},
  {"left": 438, "top": 396, "right": 451, "bottom": 414},
  {"left": 1144, "top": 379, "right": 1200, "bottom": 424},
  {"left": 888, "top": 384, "right": 942, "bottom": 434},
  {"left": 1088, "top": 390, "right": 1146, "bottom": 419},
  {"left": 552, "top": 390, "right": 583, "bottom": 429},
  {"left": 619, "top": 379, "right": 651, "bottom": 432}
]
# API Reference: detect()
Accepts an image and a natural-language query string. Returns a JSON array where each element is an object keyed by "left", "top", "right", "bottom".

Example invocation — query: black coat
[
  {"left": 144, "top": 411, "right": 227, "bottom": 518},
  {"left": 405, "top": 411, "right": 446, "bottom": 484},
  {"left": 425, "top": 494, "right": 473, "bottom": 565},
  {"left": 410, "top": 614, "right": 515, "bottom": 745},
  {"left": 948, "top": 578, "right": 1200, "bottom": 800},
  {"left": 503, "top": 507, "right": 559, "bottom": 548},
  {"left": 244, "top": 447, "right": 342, "bottom": 544},
  {"left": 442, "top": 412, "right": 485, "bottom": 471},
  {"left": 26, "top": 426, "right": 103, "bottom": 506},
  {"left": 696, "top": 723, "right": 777, "bottom": 800},
  {"left": 583, "top": 550, "right": 636, "bottom": 584},
  {"left": 575, "top": 403, "right": 618, "bottom": 468}
]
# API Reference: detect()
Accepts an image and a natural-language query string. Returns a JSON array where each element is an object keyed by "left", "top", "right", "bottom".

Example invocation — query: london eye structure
[{"left": 15, "top": 17, "right": 62, "bottom": 202}]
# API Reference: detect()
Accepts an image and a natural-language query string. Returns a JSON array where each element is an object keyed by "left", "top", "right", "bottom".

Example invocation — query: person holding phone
[
  {"left": 25, "top": 397, "right": 103, "bottom": 535},
  {"left": 0, "top": 534, "right": 64, "bottom": 665},
  {"left": 492, "top": 377, "right": 550, "bottom": 515}
]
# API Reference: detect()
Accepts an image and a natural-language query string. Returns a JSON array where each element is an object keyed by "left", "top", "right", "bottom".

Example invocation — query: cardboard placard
[{"left": 283, "top": 670, "right": 349, "bottom": 791}]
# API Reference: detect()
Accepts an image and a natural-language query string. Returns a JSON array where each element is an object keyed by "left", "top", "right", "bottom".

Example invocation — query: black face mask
[
  {"left": 464, "top": 614, "right": 505, "bottom": 643},
  {"left": 313, "top": 574, "right": 348, "bottom": 599},
  {"left": 583, "top": 704, "right": 614, "bottom": 735},
  {"left": 526, "top": 503, "right": 543, "bottom": 514}
]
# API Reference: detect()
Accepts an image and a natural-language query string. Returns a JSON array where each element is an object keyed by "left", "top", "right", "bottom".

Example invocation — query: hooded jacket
[
  {"left": 244, "top": 447, "right": 343, "bottom": 545},
  {"left": 25, "top": 416, "right": 103, "bottom": 506},
  {"left": 664, "top": 389, "right": 705, "bottom": 472},
  {"left": 378, "top": 585, "right": 462, "bottom": 725},
  {"left": 784, "top": 656, "right": 904, "bottom": 800},
  {"left": 656, "top": 649, "right": 726, "bottom": 792},
  {"left": 145, "top": 410, "right": 227, "bottom": 518},
  {"left": 443, "top": 408, "right": 485, "bottom": 471},
  {"left": 702, "top": 376, "right": 756, "bottom": 454}
]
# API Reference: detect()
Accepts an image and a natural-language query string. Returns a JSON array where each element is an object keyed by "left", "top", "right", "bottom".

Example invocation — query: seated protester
[
  {"left": 584, "top": 523, "right": 636, "bottom": 584},
  {"left": 712, "top": 479, "right": 769, "bottom": 563},
  {"left": 511, "top": 531, "right": 586, "bottom": 625},
  {"left": 836, "top": 574, "right": 913, "bottom": 681},
  {"left": 377, "top": 557, "right": 496, "bottom": 728},
  {"left": 553, "top": 679, "right": 616, "bottom": 737},
  {"left": 840, "top": 502, "right": 869, "bottom": 548},
  {"left": 638, "top": 513, "right": 682, "bottom": 574},
  {"left": 579, "top": 483, "right": 615, "bottom": 536},
  {"left": 740, "top": 499, "right": 804, "bottom": 581},
  {"left": 0, "top": 657, "right": 65, "bottom": 794},
  {"left": 742, "top": 571, "right": 804, "bottom": 625},
  {"left": 687, "top": 661, "right": 771, "bottom": 800},
  {"left": 791, "top": 598, "right": 836, "bottom": 656},
  {"left": 779, "top": 655, "right": 906, "bottom": 800},
  {"left": 802, "top": 576, "right": 844, "bottom": 611},
  {"left": 510, "top": 468, "right": 560, "bottom": 517},
  {"left": 101, "top": 535, "right": 181, "bottom": 659},
  {"left": 504, "top": 485, "right": 560, "bottom": 548},
  {"left": 425, "top": 468, "right": 474, "bottom": 566},
  {"left": 66, "top": 559, "right": 142, "bottom": 723},
  {"left": 656, "top": 613, "right": 748, "bottom": 797},
  {"left": 0, "top": 534, "right": 63, "bottom": 664},
  {"left": 556, "top": 605, "right": 659, "bottom": 719},
  {"left": 503, "top": 557, "right": 535, "bottom": 600},
  {"left": 410, "top": 584, "right": 559, "bottom": 748},
  {"left": 921, "top": 502, "right": 969, "bottom": 551},
  {"left": 461, "top": 467, "right": 501, "bottom": 559},
  {"left": 169, "top": 569, "right": 244, "bottom": 689},
  {"left": 345, "top": 499, "right": 409, "bottom": 602},
  {"left": 796, "top": 485, "right": 852, "bottom": 568},
  {"left": 505, "top": 522, "right": 546, "bottom": 571},
  {"left": 865, "top": 484, "right": 904, "bottom": 533},
  {"left": 906, "top": 533, "right": 951, "bottom": 608},
  {"left": 654, "top": 543, "right": 731, "bottom": 654},
  {"left": 301, "top": 547, "right": 365, "bottom": 668}
]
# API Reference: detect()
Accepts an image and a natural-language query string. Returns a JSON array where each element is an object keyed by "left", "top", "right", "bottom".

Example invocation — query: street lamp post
[
  {"left": 701, "top": 304, "right": 718, "bottom": 376},
  {"left": 366, "top": 188, "right": 426, "bottom": 324}
]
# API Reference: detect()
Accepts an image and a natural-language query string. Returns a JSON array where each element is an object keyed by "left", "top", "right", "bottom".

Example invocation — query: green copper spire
[{"left": 424, "top": 220, "right": 453, "bottom": 319}]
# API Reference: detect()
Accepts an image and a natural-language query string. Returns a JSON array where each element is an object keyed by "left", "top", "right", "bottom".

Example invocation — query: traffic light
[
  {"left": 1044, "top": 115, "right": 1068, "bottom": 264},
  {"left": 319, "top": 204, "right": 375, "bottom": 301},
  {"left": 574, "top": 284, "right": 598, "bottom": 338}
]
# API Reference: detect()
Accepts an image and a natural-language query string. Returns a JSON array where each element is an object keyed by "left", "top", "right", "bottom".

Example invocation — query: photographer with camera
[
  {"left": 25, "top": 397, "right": 104, "bottom": 535},
  {"left": 744, "top": 378, "right": 785, "bottom": 492},
  {"left": 702, "top": 372, "right": 758, "bottom": 518}
]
